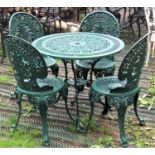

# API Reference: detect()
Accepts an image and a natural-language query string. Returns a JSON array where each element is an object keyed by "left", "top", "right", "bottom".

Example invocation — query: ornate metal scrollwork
[
  {"left": 80, "top": 11, "right": 119, "bottom": 37},
  {"left": 107, "top": 95, "right": 135, "bottom": 109},
  {"left": 9, "top": 12, "right": 44, "bottom": 42},
  {"left": 118, "top": 34, "right": 147, "bottom": 91},
  {"left": 89, "top": 88, "right": 100, "bottom": 103}
]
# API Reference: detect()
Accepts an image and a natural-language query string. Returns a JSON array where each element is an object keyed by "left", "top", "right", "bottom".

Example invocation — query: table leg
[{"left": 63, "top": 60, "right": 94, "bottom": 132}]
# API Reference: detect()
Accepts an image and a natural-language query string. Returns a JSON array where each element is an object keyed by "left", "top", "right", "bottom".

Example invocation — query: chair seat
[
  {"left": 91, "top": 76, "right": 127, "bottom": 95},
  {"left": 17, "top": 76, "right": 64, "bottom": 96},
  {"left": 76, "top": 57, "right": 115, "bottom": 70},
  {"left": 43, "top": 56, "right": 56, "bottom": 67}
]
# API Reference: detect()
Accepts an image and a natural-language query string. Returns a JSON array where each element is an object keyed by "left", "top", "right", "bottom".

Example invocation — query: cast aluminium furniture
[
  {"left": 75, "top": 11, "right": 120, "bottom": 85},
  {"left": 3, "top": 35, "right": 65, "bottom": 146},
  {"left": 89, "top": 33, "right": 149, "bottom": 147},
  {"left": 32, "top": 32, "right": 124, "bottom": 132},
  {"left": 8, "top": 12, "right": 59, "bottom": 76}
]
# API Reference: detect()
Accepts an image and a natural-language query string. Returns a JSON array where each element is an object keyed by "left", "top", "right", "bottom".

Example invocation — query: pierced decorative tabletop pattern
[{"left": 32, "top": 32, "right": 124, "bottom": 60}]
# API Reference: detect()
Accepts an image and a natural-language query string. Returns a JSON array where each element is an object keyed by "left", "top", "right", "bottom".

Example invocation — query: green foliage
[
  {"left": 88, "top": 125, "right": 114, "bottom": 148},
  {"left": 0, "top": 129, "right": 41, "bottom": 148},
  {"left": 129, "top": 126, "right": 149, "bottom": 147},
  {"left": 4, "top": 66, "right": 13, "bottom": 73},
  {"left": 77, "top": 118, "right": 114, "bottom": 148},
  {"left": 68, "top": 122, "right": 76, "bottom": 133},
  {"left": 88, "top": 128, "right": 114, "bottom": 148},
  {"left": 125, "top": 116, "right": 155, "bottom": 147},
  {"left": 0, "top": 117, "right": 41, "bottom": 148},
  {"left": 138, "top": 77, "right": 155, "bottom": 110},
  {"left": 68, "top": 115, "right": 96, "bottom": 133},
  {"left": 79, "top": 115, "right": 96, "bottom": 131},
  {"left": 0, "top": 115, "right": 18, "bottom": 129},
  {"left": 22, "top": 101, "right": 35, "bottom": 117},
  {"left": 90, "top": 135, "right": 114, "bottom": 148},
  {"left": 149, "top": 77, "right": 155, "bottom": 85},
  {"left": 6, "top": 116, "right": 17, "bottom": 127},
  {"left": 56, "top": 59, "right": 62, "bottom": 65},
  {"left": 148, "top": 87, "right": 155, "bottom": 96},
  {"left": 0, "top": 75, "right": 10, "bottom": 84},
  {"left": 0, "top": 102, "right": 7, "bottom": 108}
]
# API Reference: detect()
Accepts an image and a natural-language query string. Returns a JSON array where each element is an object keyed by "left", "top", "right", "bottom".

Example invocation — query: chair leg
[
  {"left": 76, "top": 66, "right": 89, "bottom": 80},
  {"left": 76, "top": 66, "right": 89, "bottom": 87},
  {"left": 51, "top": 64, "right": 59, "bottom": 77},
  {"left": 38, "top": 103, "right": 49, "bottom": 146},
  {"left": 133, "top": 92, "right": 145, "bottom": 126},
  {"left": 11, "top": 91, "right": 23, "bottom": 130},
  {"left": 102, "top": 96, "right": 109, "bottom": 115},
  {"left": 117, "top": 103, "right": 128, "bottom": 147}
]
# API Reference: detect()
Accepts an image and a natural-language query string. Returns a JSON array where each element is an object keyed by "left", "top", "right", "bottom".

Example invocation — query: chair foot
[
  {"left": 42, "top": 138, "right": 50, "bottom": 146},
  {"left": 134, "top": 92, "right": 145, "bottom": 126},
  {"left": 9, "top": 92, "right": 16, "bottom": 99},
  {"left": 139, "top": 119, "right": 145, "bottom": 126},
  {"left": 120, "top": 137, "right": 128, "bottom": 148},
  {"left": 10, "top": 124, "right": 17, "bottom": 131},
  {"left": 117, "top": 102, "right": 128, "bottom": 147},
  {"left": 38, "top": 104, "right": 49, "bottom": 147},
  {"left": 13, "top": 91, "right": 22, "bottom": 130}
]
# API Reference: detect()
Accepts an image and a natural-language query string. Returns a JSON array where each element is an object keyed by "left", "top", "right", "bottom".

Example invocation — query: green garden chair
[
  {"left": 89, "top": 33, "right": 148, "bottom": 147},
  {"left": 3, "top": 35, "right": 64, "bottom": 146},
  {"left": 9, "top": 12, "right": 59, "bottom": 76},
  {"left": 76, "top": 11, "right": 120, "bottom": 85}
]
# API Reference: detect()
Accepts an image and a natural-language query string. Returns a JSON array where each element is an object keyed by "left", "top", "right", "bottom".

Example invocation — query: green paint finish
[
  {"left": 76, "top": 11, "right": 120, "bottom": 81},
  {"left": 3, "top": 35, "right": 65, "bottom": 146},
  {"left": 32, "top": 32, "right": 124, "bottom": 60},
  {"left": 90, "top": 33, "right": 148, "bottom": 147},
  {"left": 9, "top": 12, "right": 58, "bottom": 76}
]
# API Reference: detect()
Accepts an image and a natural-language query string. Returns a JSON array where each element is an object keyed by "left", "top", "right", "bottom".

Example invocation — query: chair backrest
[
  {"left": 4, "top": 35, "right": 48, "bottom": 91},
  {"left": 9, "top": 12, "right": 44, "bottom": 43},
  {"left": 79, "top": 11, "right": 120, "bottom": 38},
  {"left": 117, "top": 33, "right": 148, "bottom": 92}
]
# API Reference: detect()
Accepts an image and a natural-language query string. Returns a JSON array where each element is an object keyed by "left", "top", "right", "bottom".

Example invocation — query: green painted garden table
[{"left": 32, "top": 32, "right": 125, "bottom": 132}]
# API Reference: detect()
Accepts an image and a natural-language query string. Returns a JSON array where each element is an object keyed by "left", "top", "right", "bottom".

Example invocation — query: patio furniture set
[{"left": 0, "top": 8, "right": 150, "bottom": 147}]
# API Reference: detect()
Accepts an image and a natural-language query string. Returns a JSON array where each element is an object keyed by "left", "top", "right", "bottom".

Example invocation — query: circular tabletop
[{"left": 32, "top": 32, "right": 125, "bottom": 60}]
